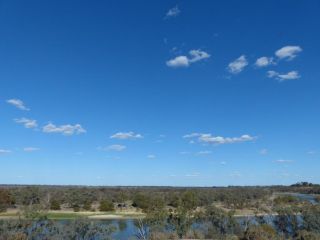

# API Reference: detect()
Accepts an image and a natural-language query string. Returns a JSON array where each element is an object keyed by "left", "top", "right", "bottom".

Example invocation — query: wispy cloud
[
  {"left": 229, "top": 171, "right": 242, "bottom": 178},
  {"left": 184, "top": 133, "right": 255, "bottom": 145},
  {"left": 0, "top": 149, "right": 11, "bottom": 154},
  {"left": 220, "top": 161, "right": 227, "bottom": 165},
  {"left": 275, "top": 45, "right": 302, "bottom": 60},
  {"left": 267, "top": 70, "right": 300, "bottom": 81},
  {"left": 166, "top": 49, "right": 210, "bottom": 68},
  {"left": 42, "top": 123, "right": 86, "bottom": 136},
  {"left": 14, "top": 118, "right": 38, "bottom": 129},
  {"left": 104, "top": 144, "right": 126, "bottom": 152},
  {"left": 307, "top": 150, "right": 316, "bottom": 155},
  {"left": 165, "top": 6, "right": 180, "bottom": 18},
  {"left": 260, "top": 149, "right": 268, "bottom": 155},
  {"left": 255, "top": 57, "right": 275, "bottom": 67},
  {"left": 227, "top": 55, "right": 248, "bottom": 74},
  {"left": 110, "top": 132, "right": 143, "bottom": 140},
  {"left": 147, "top": 154, "right": 156, "bottom": 159},
  {"left": 274, "top": 159, "right": 293, "bottom": 163},
  {"left": 7, "top": 99, "right": 30, "bottom": 111},
  {"left": 23, "top": 147, "right": 40, "bottom": 152},
  {"left": 196, "top": 150, "right": 212, "bottom": 155},
  {"left": 185, "top": 172, "right": 200, "bottom": 177}
]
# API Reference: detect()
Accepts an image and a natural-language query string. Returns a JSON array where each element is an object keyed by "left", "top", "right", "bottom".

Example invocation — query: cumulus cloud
[
  {"left": 166, "top": 49, "right": 210, "bottom": 68},
  {"left": 267, "top": 70, "right": 300, "bottom": 81},
  {"left": 275, "top": 45, "right": 302, "bottom": 60},
  {"left": 255, "top": 57, "right": 275, "bottom": 67},
  {"left": 165, "top": 6, "right": 180, "bottom": 18},
  {"left": 227, "top": 55, "right": 248, "bottom": 74},
  {"left": 184, "top": 133, "right": 255, "bottom": 145},
  {"left": 105, "top": 144, "right": 126, "bottom": 152},
  {"left": 23, "top": 147, "right": 40, "bottom": 152},
  {"left": 6, "top": 99, "right": 30, "bottom": 111},
  {"left": 14, "top": 118, "right": 38, "bottom": 129},
  {"left": 42, "top": 123, "right": 86, "bottom": 136},
  {"left": 110, "top": 131, "right": 143, "bottom": 140},
  {"left": 166, "top": 56, "right": 189, "bottom": 67},
  {"left": 0, "top": 149, "right": 11, "bottom": 154}
]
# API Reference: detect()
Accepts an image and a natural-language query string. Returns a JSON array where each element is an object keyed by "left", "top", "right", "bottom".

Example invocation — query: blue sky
[{"left": 1, "top": 0, "right": 319, "bottom": 186}]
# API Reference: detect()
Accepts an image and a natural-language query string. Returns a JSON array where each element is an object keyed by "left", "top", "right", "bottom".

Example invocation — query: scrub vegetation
[{"left": 0, "top": 182, "right": 320, "bottom": 239}]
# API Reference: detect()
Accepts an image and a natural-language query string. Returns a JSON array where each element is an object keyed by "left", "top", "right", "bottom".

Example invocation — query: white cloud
[
  {"left": 274, "top": 159, "right": 293, "bottom": 163},
  {"left": 255, "top": 57, "right": 275, "bottom": 67},
  {"left": 260, "top": 149, "right": 268, "bottom": 155},
  {"left": 23, "top": 147, "right": 40, "bottom": 152},
  {"left": 166, "top": 56, "right": 189, "bottom": 67},
  {"left": 105, "top": 144, "right": 126, "bottom": 152},
  {"left": 196, "top": 150, "right": 212, "bottom": 155},
  {"left": 267, "top": 70, "right": 300, "bottom": 81},
  {"left": 0, "top": 149, "right": 11, "bottom": 154},
  {"left": 184, "top": 133, "right": 255, "bottom": 145},
  {"left": 185, "top": 172, "right": 200, "bottom": 177},
  {"left": 147, "top": 154, "right": 156, "bottom": 159},
  {"left": 307, "top": 150, "right": 316, "bottom": 155},
  {"left": 179, "top": 151, "right": 190, "bottom": 155},
  {"left": 229, "top": 171, "right": 242, "bottom": 178},
  {"left": 42, "top": 123, "right": 86, "bottom": 136},
  {"left": 14, "top": 118, "right": 38, "bottom": 129},
  {"left": 166, "top": 49, "right": 210, "bottom": 68},
  {"left": 183, "top": 133, "right": 202, "bottom": 138},
  {"left": 275, "top": 45, "right": 302, "bottom": 60},
  {"left": 220, "top": 161, "right": 227, "bottom": 165},
  {"left": 188, "top": 50, "right": 211, "bottom": 63},
  {"left": 166, "top": 6, "right": 180, "bottom": 18},
  {"left": 110, "top": 131, "right": 143, "bottom": 140},
  {"left": 227, "top": 55, "right": 248, "bottom": 74},
  {"left": 7, "top": 99, "right": 30, "bottom": 111}
]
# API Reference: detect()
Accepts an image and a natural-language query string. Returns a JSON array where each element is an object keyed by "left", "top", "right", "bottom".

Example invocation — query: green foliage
[
  {"left": 274, "top": 195, "right": 299, "bottom": 206},
  {"left": 21, "top": 204, "right": 47, "bottom": 220},
  {"left": 20, "top": 187, "right": 40, "bottom": 205},
  {"left": 241, "top": 224, "right": 277, "bottom": 240},
  {"left": 73, "top": 204, "right": 80, "bottom": 212},
  {"left": 132, "top": 193, "right": 151, "bottom": 210},
  {"left": 99, "top": 199, "right": 114, "bottom": 212},
  {"left": 0, "top": 189, "right": 12, "bottom": 212},
  {"left": 273, "top": 206, "right": 299, "bottom": 237},
  {"left": 83, "top": 201, "right": 92, "bottom": 211},
  {"left": 302, "top": 205, "right": 320, "bottom": 233},
  {"left": 205, "top": 205, "right": 240, "bottom": 237},
  {"left": 0, "top": 219, "right": 116, "bottom": 239},
  {"left": 295, "top": 230, "right": 320, "bottom": 240},
  {"left": 49, "top": 199, "right": 61, "bottom": 210},
  {"left": 181, "top": 190, "right": 198, "bottom": 210}
]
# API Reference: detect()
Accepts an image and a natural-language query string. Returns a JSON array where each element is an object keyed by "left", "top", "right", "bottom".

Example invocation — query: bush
[
  {"left": 83, "top": 201, "right": 92, "bottom": 211},
  {"left": 50, "top": 199, "right": 61, "bottom": 210},
  {"left": 0, "top": 189, "right": 12, "bottom": 212},
  {"left": 73, "top": 204, "right": 80, "bottom": 212},
  {"left": 99, "top": 199, "right": 114, "bottom": 211}
]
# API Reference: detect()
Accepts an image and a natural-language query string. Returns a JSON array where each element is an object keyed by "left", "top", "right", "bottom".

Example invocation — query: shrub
[
  {"left": 99, "top": 199, "right": 114, "bottom": 211},
  {"left": 50, "top": 199, "right": 61, "bottom": 210}
]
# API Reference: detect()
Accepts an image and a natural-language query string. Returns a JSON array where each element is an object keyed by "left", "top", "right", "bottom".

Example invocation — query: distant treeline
[
  {"left": 0, "top": 182, "right": 319, "bottom": 212},
  {"left": 1, "top": 183, "right": 320, "bottom": 239}
]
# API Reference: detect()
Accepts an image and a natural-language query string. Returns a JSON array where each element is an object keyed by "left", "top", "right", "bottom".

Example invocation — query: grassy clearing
[{"left": 0, "top": 210, "right": 145, "bottom": 220}]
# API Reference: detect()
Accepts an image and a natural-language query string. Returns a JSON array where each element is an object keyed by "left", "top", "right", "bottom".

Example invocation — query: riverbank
[{"left": 0, "top": 209, "right": 145, "bottom": 220}]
